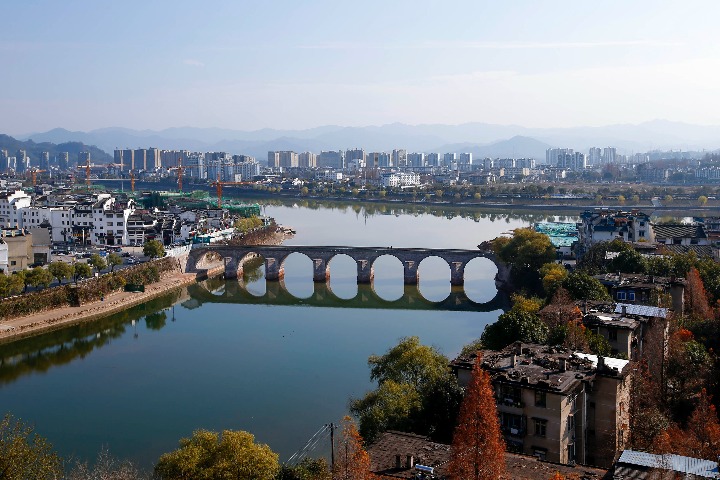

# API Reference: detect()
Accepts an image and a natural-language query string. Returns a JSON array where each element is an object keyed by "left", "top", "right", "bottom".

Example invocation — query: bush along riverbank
[{"left": 0, "top": 257, "right": 179, "bottom": 322}]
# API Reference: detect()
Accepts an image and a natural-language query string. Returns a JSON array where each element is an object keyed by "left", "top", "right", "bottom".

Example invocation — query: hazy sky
[{"left": 2, "top": 1, "right": 720, "bottom": 134}]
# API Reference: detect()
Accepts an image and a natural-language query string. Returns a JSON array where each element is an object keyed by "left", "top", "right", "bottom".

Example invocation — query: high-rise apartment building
[
  {"left": 78, "top": 151, "right": 91, "bottom": 167},
  {"left": 392, "top": 149, "right": 407, "bottom": 168},
  {"left": 588, "top": 147, "right": 602, "bottom": 166},
  {"left": 147, "top": 147, "right": 161, "bottom": 170},
  {"left": 160, "top": 150, "right": 187, "bottom": 169},
  {"left": 443, "top": 153, "right": 457, "bottom": 167},
  {"left": 267, "top": 151, "right": 281, "bottom": 168},
  {"left": 458, "top": 152, "right": 473, "bottom": 165},
  {"left": 39, "top": 152, "right": 50, "bottom": 170},
  {"left": 0, "top": 150, "right": 8, "bottom": 171},
  {"left": 426, "top": 153, "right": 441, "bottom": 167},
  {"left": 407, "top": 152, "right": 426, "bottom": 168},
  {"left": 298, "top": 152, "right": 317, "bottom": 168},
  {"left": 122, "top": 149, "right": 134, "bottom": 171},
  {"left": 134, "top": 149, "right": 147, "bottom": 170},
  {"left": 16, "top": 150, "right": 28, "bottom": 173},
  {"left": 318, "top": 150, "right": 344, "bottom": 169},
  {"left": 345, "top": 148, "right": 366, "bottom": 168},
  {"left": 603, "top": 147, "right": 617, "bottom": 165},
  {"left": 58, "top": 152, "right": 69, "bottom": 170}
]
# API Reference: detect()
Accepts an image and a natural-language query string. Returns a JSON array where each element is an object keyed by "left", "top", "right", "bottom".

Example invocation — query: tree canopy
[
  {"left": 143, "top": 239, "right": 165, "bottom": 259},
  {"left": 154, "top": 429, "right": 279, "bottom": 480},
  {"left": 0, "top": 414, "right": 63, "bottom": 480},
  {"left": 493, "top": 228, "right": 556, "bottom": 274}
]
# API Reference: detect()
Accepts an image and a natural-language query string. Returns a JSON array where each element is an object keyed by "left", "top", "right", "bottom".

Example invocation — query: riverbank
[
  {"left": 0, "top": 270, "right": 199, "bottom": 345},
  {"left": 0, "top": 227, "right": 295, "bottom": 345}
]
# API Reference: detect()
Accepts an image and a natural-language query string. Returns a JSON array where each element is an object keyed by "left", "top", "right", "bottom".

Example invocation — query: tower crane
[
  {"left": 130, "top": 171, "right": 135, "bottom": 193},
  {"left": 177, "top": 158, "right": 183, "bottom": 192},
  {"left": 210, "top": 172, "right": 253, "bottom": 208},
  {"left": 28, "top": 168, "right": 47, "bottom": 187}
]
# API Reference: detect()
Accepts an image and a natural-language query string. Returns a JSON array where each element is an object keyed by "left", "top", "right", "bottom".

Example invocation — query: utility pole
[{"left": 329, "top": 422, "right": 335, "bottom": 473}]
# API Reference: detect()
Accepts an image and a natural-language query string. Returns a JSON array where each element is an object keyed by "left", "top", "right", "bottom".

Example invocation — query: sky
[{"left": 2, "top": 0, "right": 720, "bottom": 135}]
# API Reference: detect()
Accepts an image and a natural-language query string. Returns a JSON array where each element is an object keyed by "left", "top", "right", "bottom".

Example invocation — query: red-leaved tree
[
  {"left": 333, "top": 416, "right": 378, "bottom": 480},
  {"left": 448, "top": 356, "right": 505, "bottom": 480}
]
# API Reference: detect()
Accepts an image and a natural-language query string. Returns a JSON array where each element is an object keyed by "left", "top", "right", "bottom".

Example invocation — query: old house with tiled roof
[
  {"left": 366, "top": 430, "right": 611, "bottom": 479},
  {"left": 451, "top": 343, "right": 630, "bottom": 469}
]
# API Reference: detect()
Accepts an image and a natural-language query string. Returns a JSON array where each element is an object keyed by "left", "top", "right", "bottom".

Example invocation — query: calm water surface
[{"left": 0, "top": 203, "right": 550, "bottom": 467}]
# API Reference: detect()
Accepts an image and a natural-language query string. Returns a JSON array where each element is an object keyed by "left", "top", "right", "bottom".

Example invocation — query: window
[
  {"left": 628, "top": 292, "right": 635, "bottom": 301},
  {"left": 639, "top": 230, "right": 645, "bottom": 237},
  {"left": 567, "top": 414, "right": 575, "bottom": 432},
  {"left": 535, "top": 390, "right": 546, "bottom": 408},
  {"left": 107, "top": 222, "right": 113, "bottom": 226},
  {"left": 617, "top": 291, "right": 626, "bottom": 300},
  {"left": 567, "top": 443, "right": 576, "bottom": 463},
  {"left": 533, "top": 448, "right": 547, "bottom": 461},
  {"left": 534, "top": 419, "right": 547, "bottom": 437},
  {"left": 117, "top": 222, "right": 123, "bottom": 226},
  {"left": 499, "top": 385, "right": 522, "bottom": 407},
  {"left": 609, "top": 329, "right": 618, "bottom": 341}
]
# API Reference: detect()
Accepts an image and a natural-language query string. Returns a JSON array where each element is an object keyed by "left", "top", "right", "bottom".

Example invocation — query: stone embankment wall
[{"left": 0, "top": 257, "right": 179, "bottom": 322}]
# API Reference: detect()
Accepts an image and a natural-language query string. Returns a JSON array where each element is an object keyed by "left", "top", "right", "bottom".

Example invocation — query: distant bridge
[
  {"left": 186, "top": 277, "right": 509, "bottom": 313},
  {"left": 184, "top": 245, "right": 509, "bottom": 287}
]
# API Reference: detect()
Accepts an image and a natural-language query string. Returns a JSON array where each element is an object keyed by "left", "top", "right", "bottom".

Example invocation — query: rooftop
[{"left": 616, "top": 449, "right": 718, "bottom": 479}]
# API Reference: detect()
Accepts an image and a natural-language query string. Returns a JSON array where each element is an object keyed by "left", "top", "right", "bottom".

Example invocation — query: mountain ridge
[{"left": 17, "top": 120, "right": 720, "bottom": 160}]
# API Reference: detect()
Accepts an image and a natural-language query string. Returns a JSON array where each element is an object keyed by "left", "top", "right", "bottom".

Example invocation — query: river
[{"left": 0, "top": 202, "right": 566, "bottom": 468}]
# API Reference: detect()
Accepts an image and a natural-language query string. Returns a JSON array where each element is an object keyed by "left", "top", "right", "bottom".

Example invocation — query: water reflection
[
  {"left": 0, "top": 291, "right": 185, "bottom": 386},
  {"left": 189, "top": 277, "right": 509, "bottom": 313}
]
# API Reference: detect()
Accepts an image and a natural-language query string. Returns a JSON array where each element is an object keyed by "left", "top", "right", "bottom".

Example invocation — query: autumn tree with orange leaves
[
  {"left": 449, "top": 356, "right": 505, "bottom": 480},
  {"left": 332, "top": 416, "right": 378, "bottom": 480}
]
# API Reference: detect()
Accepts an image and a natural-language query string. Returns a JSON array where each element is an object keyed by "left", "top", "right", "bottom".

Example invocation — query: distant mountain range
[
  {"left": 16, "top": 120, "right": 720, "bottom": 161},
  {"left": 0, "top": 134, "right": 112, "bottom": 165}
]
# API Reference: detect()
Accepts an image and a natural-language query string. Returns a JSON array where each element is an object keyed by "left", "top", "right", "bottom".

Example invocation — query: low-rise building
[
  {"left": 614, "top": 450, "right": 718, "bottom": 479},
  {"left": 594, "top": 273, "right": 685, "bottom": 314},
  {"left": 452, "top": 343, "right": 630, "bottom": 468},
  {"left": 1, "top": 228, "right": 32, "bottom": 273}
]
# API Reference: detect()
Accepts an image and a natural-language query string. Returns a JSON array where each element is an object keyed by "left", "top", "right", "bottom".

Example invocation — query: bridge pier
[
  {"left": 403, "top": 260, "right": 419, "bottom": 285},
  {"left": 356, "top": 259, "right": 374, "bottom": 284},
  {"left": 223, "top": 257, "right": 238, "bottom": 279},
  {"left": 265, "top": 257, "right": 284, "bottom": 281},
  {"left": 450, "top": 261, "right": 466, "bottom": 286},
  {"left": 312, "top": 256, "right": 331, "bottom": 282}
]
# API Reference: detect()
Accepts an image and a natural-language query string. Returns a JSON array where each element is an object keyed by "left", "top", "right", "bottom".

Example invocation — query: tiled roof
[
  {"left": 658, "top": 244, "right": 714, "bottom": 257},
  {"left": 653, "top": 223, "right": 708, "bottom": 239},
  {"left": 614, "top": 303, "right": 668, "bottom": 318},
  {"left": 617, "top": 449, "right": 719, "bottom": 478}
]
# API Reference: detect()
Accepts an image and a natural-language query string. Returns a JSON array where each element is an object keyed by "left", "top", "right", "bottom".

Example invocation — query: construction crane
[
  {"left": 210, "top": 173, "right": 253, "bottom": 208},
  {"left": 28, "top": 168, "right": 47, "bottom": 187},
  {"left": 130, "top": 171, "right": 135, "bottom": 193},
  {"left": 177, "top": 158, "right": 183, "bottom": 192},
  {"left": 75, "top": 160, "right": 93, "bottom": 190}
]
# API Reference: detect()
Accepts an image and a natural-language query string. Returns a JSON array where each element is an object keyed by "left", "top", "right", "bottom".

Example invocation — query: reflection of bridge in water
[{"left": 187, "top": 278, "right": 509, "bottom": 312}]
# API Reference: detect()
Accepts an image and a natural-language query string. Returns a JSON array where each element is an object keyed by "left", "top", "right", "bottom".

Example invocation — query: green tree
[
  {"left": 350, "top": 337, "right": 462, "bottom": 443},
  {"left": 89, "top": 254, "right": 107, "bottom": 275},
  {"left": 72, "top": 262, "right": 92, "bottom": 283},
  {"left": 155, "top": 429, "right": 279, "bottom": 480},
  {"left": 0, "top": 273, "right": 25, "bottom": 297},
  {"left": 0, "top": 414, "right": 63, "bottom": 480},
  {"left": 143, "top": 240, "right": 165, "bottom": 259},
  {"left": 607, "top": 249, "right": 647, "bottom": 274},
  {"left": 493, "top": 228, "right": 556, "bottom": 289},
  {"left": 367, "top": 336, "right": 448, "bottom": 389},
  {"left": 300, "top": 186, "right": 309, "bottom": 196},
  {"left": 480, "top": 309, "right": 549, "bottom": 350},
  {"left": 539, "top": 262, "right": 568, "bottom": 296},
  {"left": 664, "top": 195, "right": 673, "bottom": 204},
  {"left": 26, "top": 267, "right": 53, "bottom": 289},
  {"left": 698, "top": 195, "right": 708, "bottom": 206},
  {"left": 350, "top": 380, "right": 422, "bottom": 444},
  {"left": 277, "top": 458, "right": 331, "bottom": 480},
  {"left": 562, "top": 271, "right": 611, "bottom": 301},
  {"left": 107, "top": 253, "right": 123, "bottom": 273},
  {"left": 48, "top": 261, "right": 72, "bottom": 285}
]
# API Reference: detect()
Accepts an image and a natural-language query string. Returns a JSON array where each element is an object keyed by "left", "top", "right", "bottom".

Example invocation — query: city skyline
[{"left": 2, "top": 1, "right": 720, "bottom": 135}]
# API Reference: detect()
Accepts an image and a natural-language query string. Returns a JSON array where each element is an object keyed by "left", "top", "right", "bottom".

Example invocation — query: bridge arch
[{"left": 185, "top": 245, "right": 509, "bottom": 291}]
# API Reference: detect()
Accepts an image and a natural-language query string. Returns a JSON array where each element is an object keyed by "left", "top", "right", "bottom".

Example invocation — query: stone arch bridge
[{"left": 184, "top": 245, "right": 509, "bottom": 287}]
